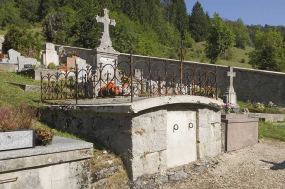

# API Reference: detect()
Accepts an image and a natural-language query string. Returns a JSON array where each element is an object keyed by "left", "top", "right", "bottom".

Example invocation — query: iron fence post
[
  {"left": 131, "top": 52, "right": 134, "bottom": 102},
  {"left": 75, "top": 64, "right": 78, "bottom": 105},
  {"left": 40, "top": 72, "right": 43, "bottom": 102}
]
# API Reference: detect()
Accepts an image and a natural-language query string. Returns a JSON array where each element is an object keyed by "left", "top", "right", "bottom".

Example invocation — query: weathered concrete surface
[
  {"left": 8, "top": 82, "right": 40, "bottom": 92},
  {"left": 0, "top": 136, "right": 93, "bottom": 189},
  {"left": 41, "top": 97, "right": 222, "bottom": 182},
  {"left": 0, "top": 63, "right": 18, "bottom": 72},
  {"left": 222, "top": 114, "right": 259, "bottom": 152},
  {"left": 248, "top": 113, "right": 285, "bottom": 122}
]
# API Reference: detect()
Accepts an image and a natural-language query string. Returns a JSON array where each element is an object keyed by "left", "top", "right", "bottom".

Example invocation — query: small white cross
[{"left": 227, "top": 67, "right": 236, "bottom": 89}]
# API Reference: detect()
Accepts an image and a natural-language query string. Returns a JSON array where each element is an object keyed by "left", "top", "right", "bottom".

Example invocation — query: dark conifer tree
[{"left": 189, "top": 1, "right": 209, "bottom": 42}]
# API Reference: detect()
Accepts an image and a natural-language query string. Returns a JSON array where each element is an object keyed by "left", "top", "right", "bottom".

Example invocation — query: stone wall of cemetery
[
  {"left": 54, "top": 45, "right": 285, "bottom": 105},
  {"left": 40, "top": 96, "right": 223, "bottom": 182},
  {"left": 0, "top": 63, "right": 18, "bottom": 72}
]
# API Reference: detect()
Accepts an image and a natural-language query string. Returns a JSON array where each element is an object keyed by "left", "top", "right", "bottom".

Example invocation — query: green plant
[
  {"left": 3, "top": 25, "right": 41, "bottom": 59},
  {"left": 241, "top": 58, "right": 246, "bottom": 63},
  {"left": 47, "top": 62, "right": 56, "bottom": 69},
  {"left": 69, "top": 51, "right": 79, "bottom": 57},
  {"left": 205, "top": 13, "right": 235, "bottom": 64}
]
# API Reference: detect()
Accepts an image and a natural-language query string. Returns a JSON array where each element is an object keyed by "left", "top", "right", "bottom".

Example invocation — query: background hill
[{"left": 0, "top": 0, "right": 284, "bottom": 69}]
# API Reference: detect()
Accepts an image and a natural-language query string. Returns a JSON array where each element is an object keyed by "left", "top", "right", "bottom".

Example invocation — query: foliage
[
  {"left": 205, "top": 13, "right": 235, "bottom": 64},
  {"left": 0, "top": 104, "right": 37, "bottom": 130},
  {"left": 3, "top": 25, "right": 41, "bottom": 59},
  {"left": 249, "top": 29, "right": 285, "bottom": 71},
  {"left": 259, "top": 121, "right": 285, "bottom": 141},
  {"left": 241, "top": 58, "right": 245, "bottom": 63},
  {"left": 232, "top": 19, "right": 251, "bottom": 49},
  {"left": 69, "top": 51, "right": 79, "bottom": 57},
  {"left": 47, "top": 62, "right": 56, "bottom": 69},
  {"left": 42, "top": 11, "right": 68, "bottom": 44},
  {"left": 189, "top": 1, "right": 210, "bottom": 42}
]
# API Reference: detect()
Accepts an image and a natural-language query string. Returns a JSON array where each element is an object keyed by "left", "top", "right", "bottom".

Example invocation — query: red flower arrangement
[
  {"left": 35, "top": 128, "right": 54, "bottom": 146},
  {"left": 0, "top": 53, "right": 4, "bottom": 58},
  {"left": 101, "top": 82, "right": 119, "bottom": 96}
]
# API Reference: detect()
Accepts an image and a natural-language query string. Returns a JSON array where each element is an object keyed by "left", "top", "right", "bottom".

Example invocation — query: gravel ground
[{"left": 162, "top": 139, "right": 285, "bottom": 189}]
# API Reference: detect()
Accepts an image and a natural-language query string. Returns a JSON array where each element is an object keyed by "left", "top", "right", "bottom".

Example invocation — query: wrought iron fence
[{"left": 41, "top": 53, "right": 218, "bottom": 103}]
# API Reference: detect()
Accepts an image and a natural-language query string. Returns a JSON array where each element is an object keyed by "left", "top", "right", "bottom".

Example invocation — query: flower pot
[{"left": 0, "top": 129, "right": 35, "bottom": 151}]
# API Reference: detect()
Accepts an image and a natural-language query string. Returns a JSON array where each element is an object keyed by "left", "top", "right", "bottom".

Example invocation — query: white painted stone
[
  {"left": 0, "top": 35, "right": 4, "bottom": 53},
  {"left": 166, "top": 110, "right": 197, "bottom": 168},
  {"left": 8, "top": 49, "right": 21, "bottom": 63},
  {"left": 42, "top": 43, "right": 59, "bottom": 66}
]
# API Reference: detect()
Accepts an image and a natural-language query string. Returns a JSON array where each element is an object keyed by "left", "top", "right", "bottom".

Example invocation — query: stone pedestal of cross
[{"left": 223, "top": 67, "right": 239, "bottom": 107}]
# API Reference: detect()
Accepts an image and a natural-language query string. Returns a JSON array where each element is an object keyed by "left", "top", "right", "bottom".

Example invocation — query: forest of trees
[{"left": 1, "top": 0, "right": 285, "bottom": 71}]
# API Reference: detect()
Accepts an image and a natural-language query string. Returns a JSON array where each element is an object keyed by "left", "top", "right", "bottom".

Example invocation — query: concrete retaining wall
[
  {"left": 0, "top": 63, "right": 18, "bottom": 72},
  {"left": 54, "top": 45, "right": 285, "bottom": 105}
]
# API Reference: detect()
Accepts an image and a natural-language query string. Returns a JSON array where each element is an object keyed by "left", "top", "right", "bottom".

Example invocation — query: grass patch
[
  {"left": 0, "top": 72, "right": 42, "bottom": 107},
  {"left": 259, "top": 121, "right": 285, "bottom": 141}
]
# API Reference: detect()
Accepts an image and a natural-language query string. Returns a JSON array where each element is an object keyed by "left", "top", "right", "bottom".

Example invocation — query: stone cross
[
  {"left": 94, "top": 8, "right": 117, "bottom": 53},
  {"left": 227, "top": 67, "right": 236, "bottom": 91}
]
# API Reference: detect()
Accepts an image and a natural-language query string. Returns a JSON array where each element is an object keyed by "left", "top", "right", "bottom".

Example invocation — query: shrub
[
  {"left": 3, "top": 25, "right": 41, "bottom": 59},
  {"left": 47, "top": 62, "right": 56, "bottom": 70},
  {"left": 241, "top": 58, "right": 246, "bottom": 63},
  {"left": 0, "top": 104, "right": 37, "bottom": 131}
]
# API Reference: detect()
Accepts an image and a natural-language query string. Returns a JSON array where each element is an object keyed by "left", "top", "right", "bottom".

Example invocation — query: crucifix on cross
[{"left": 94, "top": 8, "right": 117, "bottom": 52}]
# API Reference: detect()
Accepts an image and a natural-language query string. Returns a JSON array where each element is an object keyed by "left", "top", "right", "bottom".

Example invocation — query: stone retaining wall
[{"left": 54, "top": 45, "right": 285, "bottom": 105}]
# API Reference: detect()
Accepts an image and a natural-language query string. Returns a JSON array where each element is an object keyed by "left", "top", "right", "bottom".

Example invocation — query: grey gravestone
[
  {"left": 8, "top": 49, "right": 21, "bottom": 63},
  {"left": 18, "top": 56, "right": 26, "bottom": 72},
  {"left": 223, "top": 67, "right": 239, "bottom": 107},
  {"left": 76, "top": 57, "right": 88, "bottom": 70}
]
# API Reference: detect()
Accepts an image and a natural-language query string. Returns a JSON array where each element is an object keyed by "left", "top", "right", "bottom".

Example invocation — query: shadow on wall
[{"left": 260, "top": 160, "right": 285, "bottom": 170}]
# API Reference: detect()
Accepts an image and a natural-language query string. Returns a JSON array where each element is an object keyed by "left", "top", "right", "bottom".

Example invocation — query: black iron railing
[{"left": 41, "top": 53, "right": 218, "bottom": 103}]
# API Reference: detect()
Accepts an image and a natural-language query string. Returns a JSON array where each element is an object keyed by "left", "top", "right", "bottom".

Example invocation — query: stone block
[
  {"left": 0, "top": 130, "right": 35, "bottom": 151},
  {"left": 142, "top": 152, "right": 160, "bottom": 175},
  {"left": 222, "top": 114, "right": 259, "bottom": 152}
]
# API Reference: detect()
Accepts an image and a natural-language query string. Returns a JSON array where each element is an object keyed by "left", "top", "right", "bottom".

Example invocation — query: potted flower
[
  {"left": 0, "top": 53, "right": 4, "bottom": 62},
  {"left": 101, "top": 82, "right": 119, "bottom": 97},
  {"left": 35, "top": 128, "right": 55, "bottom": 146},
  {"left": 121, "top": 76, "right": 130, "bottom": 88},
  {"left": 0, "top": 104, "right": 36, "bottom": 151},
  {"left": 69, "top": 51, "right": 79, "bottom": 58}
]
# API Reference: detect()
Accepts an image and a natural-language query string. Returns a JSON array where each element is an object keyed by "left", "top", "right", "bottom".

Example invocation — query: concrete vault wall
[{"left": 41, "top": 96, "right": 223, "bottom": 181}]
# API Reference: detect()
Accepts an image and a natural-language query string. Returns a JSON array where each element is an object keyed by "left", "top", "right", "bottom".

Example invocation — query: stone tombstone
[
  {"left": 76, "top": 57, "right": 88, "bottom": 70},
  {"left": 223, "top": 66, "right": 238, "bottom": 106},
  {"left": 42, "top": 43, "right": 59, "bottom": 66},
  {"left": 18, "top": 56, "right": 25, "bottom": 72},
  {"left": 0, "top": 35, "right": 4, "bottom": 53},
  {"left": 8, "top": 49, "right": 21, "bottom": 63}
]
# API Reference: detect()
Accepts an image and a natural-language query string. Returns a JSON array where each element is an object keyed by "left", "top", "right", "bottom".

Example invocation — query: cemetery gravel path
[{"left": 162, "top": 139, "right": 285, "bottom": 189}]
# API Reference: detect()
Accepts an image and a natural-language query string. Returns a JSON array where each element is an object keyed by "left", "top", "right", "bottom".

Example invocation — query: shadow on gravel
[{"left": 261, "top": 160, "right": 285, "bottom": 170}]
